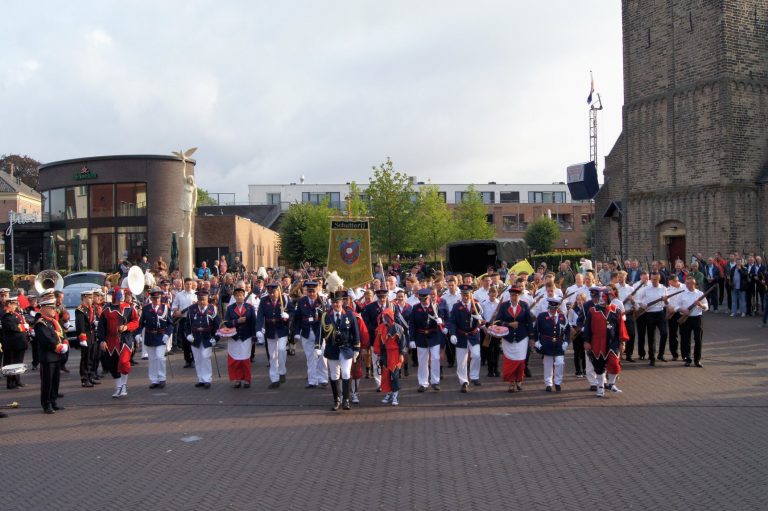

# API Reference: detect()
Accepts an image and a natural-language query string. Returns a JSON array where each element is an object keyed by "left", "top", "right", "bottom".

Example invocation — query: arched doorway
[{"left": 656, "top": 220, "right": 686, "bottom": 263}]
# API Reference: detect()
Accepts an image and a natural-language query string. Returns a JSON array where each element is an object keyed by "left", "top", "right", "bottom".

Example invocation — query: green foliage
[
  {"left": 584, "top": 219, "right": 595, "bottom": 249},
  {"left": 412, "top": 183, "right": 456, "bottom": 261},
  {"left": 453, "top": 184, "right": 495, "bottom": 240},
  {"left": 347, "top": 181, "right": 368, "bottom": 217},
  {"left": 278, "top": 200, "right": 333, "bottom": 266},
  {"left": 0, "top": 270, "right": 13, "bottom": 289},
  {"left": 367, "top": 158, "right": 415, "bottom": 262},
  {"left": 196, "top": 188, "right": 218, "bottom": 206},
  {"left": 0, "top": 154, "right": 41, "bottom": 190},
  {"left": 524, "top": 215, "right": 560, "bottom": 253}
]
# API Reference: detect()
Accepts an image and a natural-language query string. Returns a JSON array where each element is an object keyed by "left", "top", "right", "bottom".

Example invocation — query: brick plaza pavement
[{"left": 1, "top": 312, "right": 766, "bottom": 511}]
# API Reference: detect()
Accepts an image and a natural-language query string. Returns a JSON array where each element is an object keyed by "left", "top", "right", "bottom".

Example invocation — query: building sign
[
  {"left": 73, "top": 165, "right": 98, "bottom": 181},
  {"left": 8, "top": 210, "right": 40, "bottom": 224}
]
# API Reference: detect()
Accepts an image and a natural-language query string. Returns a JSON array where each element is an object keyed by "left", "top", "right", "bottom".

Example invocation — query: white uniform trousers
[
  {"left": 370, "top": 350, "right": 382, "bottom": 387},
  {"left": 417, "top": 345, "right": 441, "bottom": 386},
  {"left": 268, "top": 336, "right": 288, "bottom": 383},
  {"left": 542, "top": 355, "right": 565, "bottom": 386},
  {"left": 455, "top": 343, "right": 481, "bottom": 384},
  {"left": 147, "top": 345, "right": 167, "bottom": 384},
  {"left": 301, "top": 332, "right": 328, "bottom": 385},
  {"left": 191, "top": 345, "right": 213, "bottom": 383},
  {"left": 327, "top": 354, "right": 353, "bottom": 381},
  {"left": 585, "top": 355, "right": 597, "bottom": 386}
]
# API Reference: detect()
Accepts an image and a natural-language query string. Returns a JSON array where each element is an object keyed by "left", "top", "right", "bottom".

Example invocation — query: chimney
[{"left": 8, "top": 163, "right": 14, "bottom": 177}]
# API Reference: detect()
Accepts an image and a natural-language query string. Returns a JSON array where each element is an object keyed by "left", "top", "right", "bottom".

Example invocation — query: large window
[
  {"left": 51, "top": 230, "right": 68, "bottom": 269},
  {"left": 502, "top": 214, "right": 526, "bottom": 232},
  {"left": 65, "top": 186, "right": 88, "bottom": 219},
  {"left": 41, "top": 191, "right": 50, "bottom": 222},
  {"left": 90, "top": 184, "right": 114, "bottom": 217},
  {"left": 49, "top": 188, "right": 66, "bottom": 221},
  {"left": 437, "top": 191, "right": 447, "bottom": 203},
  {"left": 554, "top": 213, "right": 573, "bottom": 231},
  {"left": 117, "top": 226, "right": 147, "bottom": 264},
  {"left": 528, "top": 191, "right": 566, "bottom": 204},
  {"left": 115, "top": 183, "right": 147, "bottom": 217},
  {"left": 481, "top": 191, "right": 495, "bottom": 204},
  {"left": 500, "top": 191, "right": 520, "bottom": 203},
  {"left": 267, "top": 193, "right": 281, "bottom": 205},
  {"left": 91, "top": 227, "right": 115, "bottom": 272}
]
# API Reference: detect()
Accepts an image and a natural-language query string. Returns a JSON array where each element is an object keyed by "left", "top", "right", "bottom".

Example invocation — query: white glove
[
  {"left": 79, "top": 340, "right": 88, "bottom": 347},
  {"left": 308, "top": 317, "right": 314, "bottom": 323},
  {"left": 534, "top": 341, "right": 542, "bottom": 350},
  {"left": 450, "top": 335, "right": 458, "bottom": 345},
  {"left": 60, "top": 344, "right": 69, "bottom": 354},
  {"left": 409, "top": 341, "right": 416, "bottom": 349},
  {"left": 472, "top": 314, "right": 483, "bottom": 321},
  {"left": 135, "top": 334, "right": 142, "bottom": 343},
  {"left": 314, "top": 347, "right": 323, "bottom": 358},
  {"left": 186, "top": 334, "right": 194, "bottom": 342},
  {"left": 256, "top": 331, "right": 265, "bottom": 343},
  {"left": 210, "top": 338, "right": 217, "bottom": 347},
  {"left": 24, "top": 322, "right": 30, "bottom": 330},
  {"left": 562, "top": 342, "right": 568, "bottom": 352},
  {"left": 441, "top": 328, "right": 448, "bottom": 335},
  {"left": 281, "top": 312, "right": 289, "bottom": 320},
  {"left": 435, "top": 317, "right": 443, "bottom": 325},
  {"left": 162, "top": 335, "right": 170, "bottom": 344},
  {"left": 294, "top": 334, "right": 301, "bottom": 342}
]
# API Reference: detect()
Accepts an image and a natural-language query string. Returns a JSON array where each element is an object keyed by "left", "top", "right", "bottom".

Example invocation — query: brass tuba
[{"left": 34, "top": 270, "right": 64, "bottom": 294}]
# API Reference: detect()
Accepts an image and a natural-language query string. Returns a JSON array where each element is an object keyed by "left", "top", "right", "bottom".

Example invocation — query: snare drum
[
  {"left": 1, "top": 363, "right": 28, "bottom": 376},
  {"left": 487, "top": 325, "right": 510, "bottom": 338}
]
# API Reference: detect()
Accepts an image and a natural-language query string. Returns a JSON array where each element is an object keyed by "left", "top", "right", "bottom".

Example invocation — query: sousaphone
[
  {"left": 126, "top": 266, "right": 146, "bottom": 296},
  {"left": 34, "top": 270, "right": 64, "bottom": 294}
]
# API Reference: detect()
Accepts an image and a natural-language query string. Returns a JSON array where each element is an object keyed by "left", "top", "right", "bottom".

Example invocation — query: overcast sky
[{"left": 0, "top": 1, "right": 623, "bottom": 201}]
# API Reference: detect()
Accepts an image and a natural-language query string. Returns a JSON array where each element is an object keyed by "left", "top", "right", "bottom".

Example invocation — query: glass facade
[{"left": 41, "top": 183, "right": 149, "bottom": 272}]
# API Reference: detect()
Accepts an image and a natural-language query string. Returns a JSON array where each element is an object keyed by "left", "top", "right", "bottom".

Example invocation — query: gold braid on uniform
[{"left": 320, "top": 311, "right": 335, "bottom": 342}]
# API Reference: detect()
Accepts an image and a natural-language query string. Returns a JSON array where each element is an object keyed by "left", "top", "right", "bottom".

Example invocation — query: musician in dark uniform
[
  {"left": 254, "top": 282, "right": 288, "bottom": 389},
  {"left": 533, "top": 297, "right": 570, "bottom": 392},
  {"left": 292, "top": 281, "right": 327, "bottom": 389},
  {"left": 184, "top": 290, "right": 220, "bottom": 389},
  {"left": 409, "top": 288, "right": 444, "bottom": 392},
  {"left": 584, "top": 288, "right": 629, "bottom": 397},
  {"left": 225, "top": 285, "right": 257, "bottom": 388},
  {"left": 321, "top": 291, "right": 360, "bottom": 411},
  {"left": 35, "top": 294, "right": 68, "bottom": 413},
  {"left": 138, "top": 287, "right": 174, "bottom": 389},
  {"left": 24, "top": 294, "right": 40, "bottom": 371},
  {"left": 97, "top": 288, "right": 140, "bottom": 398},
  {"left": 1, "top": 296, "right": 29, "bottom": 389},
  {"left": 75, "top": 290, "right": 99, "bottom": 388},
  {"left": 496, "top": 285, "right": 533, "bottom": 392},
  {"left": 448, "top": 284, "right": 485, "bottom": 392}
]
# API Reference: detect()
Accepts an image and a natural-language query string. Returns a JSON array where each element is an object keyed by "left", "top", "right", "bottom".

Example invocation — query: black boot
[
  {"left": 341, "top": 379, "right": 351, "bottom": 410},
  {"left": 330, "top": 379, "right": 340, "bottom": 411}
]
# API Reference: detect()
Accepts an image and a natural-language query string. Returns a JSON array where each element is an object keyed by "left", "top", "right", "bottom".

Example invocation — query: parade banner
[
  {"left": 509, "top": 259, "right": 535, "bottom": 278},
  {"left": 327, "top": 217, "right": 373, "bottom": 288}
]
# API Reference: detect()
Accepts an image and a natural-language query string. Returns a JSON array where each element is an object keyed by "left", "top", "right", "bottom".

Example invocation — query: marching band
[{"left": 4, "top": 250, "right": 764, "bottom": 417}]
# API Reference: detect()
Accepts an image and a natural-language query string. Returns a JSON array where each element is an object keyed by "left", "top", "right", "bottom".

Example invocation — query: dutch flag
[{"left": 587, "top": 71, "right": 594, "bottom": 105}]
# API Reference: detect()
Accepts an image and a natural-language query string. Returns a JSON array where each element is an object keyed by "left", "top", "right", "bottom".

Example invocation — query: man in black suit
[
  {"left": 704, "top": 258, "right": 721, "bottom": 312},
  {"left": 35, "top": 294, "right": 69, "bottom": 414}
]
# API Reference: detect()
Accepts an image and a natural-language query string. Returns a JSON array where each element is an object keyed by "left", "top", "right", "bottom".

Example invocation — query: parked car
[
  {"left": 62, "top": 283, "right": 103, "bottom": 341},
  {"left": 63, "top": 271, "right": 107, "bottom": 289}
]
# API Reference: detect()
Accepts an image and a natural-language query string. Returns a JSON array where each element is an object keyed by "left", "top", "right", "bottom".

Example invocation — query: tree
[
  {"left": 367, "top": 158, "right": 415, "bottom": 262},
  {"left": 346, "top": 181, "right": 368, "bottom": 217},
  {"left": 196, "top": 188, "right": 218, "bottom": 206},
  {"left": 412, "top": 183, "right": 456, "bottom": 261},
  {"left": 524, "top": 215, "right": 560, "bottom": 253},
  {"left": 453, "top": 184, "right": 495, "bottom": 240},
  {"left": 0, "top": 154, "right": 42, "bottom": 190},
  {"left": 278, "top": 200, "right": 333, "bottom": 266}
]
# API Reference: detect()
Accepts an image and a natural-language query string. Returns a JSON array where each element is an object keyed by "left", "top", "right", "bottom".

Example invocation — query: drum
[
  {"left": 216, "top": 327, "right": 237, "bottom": 338},
  {"left": 487, "top": 325, "right": 509, "bottom": 338},
  {"left": 1, "top": 364, "right": 28, "bottom": 376}
]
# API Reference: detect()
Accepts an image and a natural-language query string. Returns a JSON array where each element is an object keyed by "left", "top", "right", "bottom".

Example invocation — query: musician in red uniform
[
  {"left": 97, "top": 288, "right": 139, "bottom": 398},
  {"left": 374, "top": 308, "right": 407, "bottom": 406},
  {"left": 584, "top": 287, "right": 629, "bottom": 397}
]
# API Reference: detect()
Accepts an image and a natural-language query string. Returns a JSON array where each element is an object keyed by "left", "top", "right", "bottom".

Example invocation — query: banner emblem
[{"left": 340, "top": 237, "right": 361, "bottom": 265}]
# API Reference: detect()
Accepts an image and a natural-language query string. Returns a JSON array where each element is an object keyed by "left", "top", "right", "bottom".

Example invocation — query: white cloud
[{"left": 87, "top": 29, "right": 112, "bottom": 47}]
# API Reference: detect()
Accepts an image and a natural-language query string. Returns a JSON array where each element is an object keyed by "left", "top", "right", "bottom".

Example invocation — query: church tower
[{"left": 595, "top": 0, "right": 768, "bottom": 262}]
